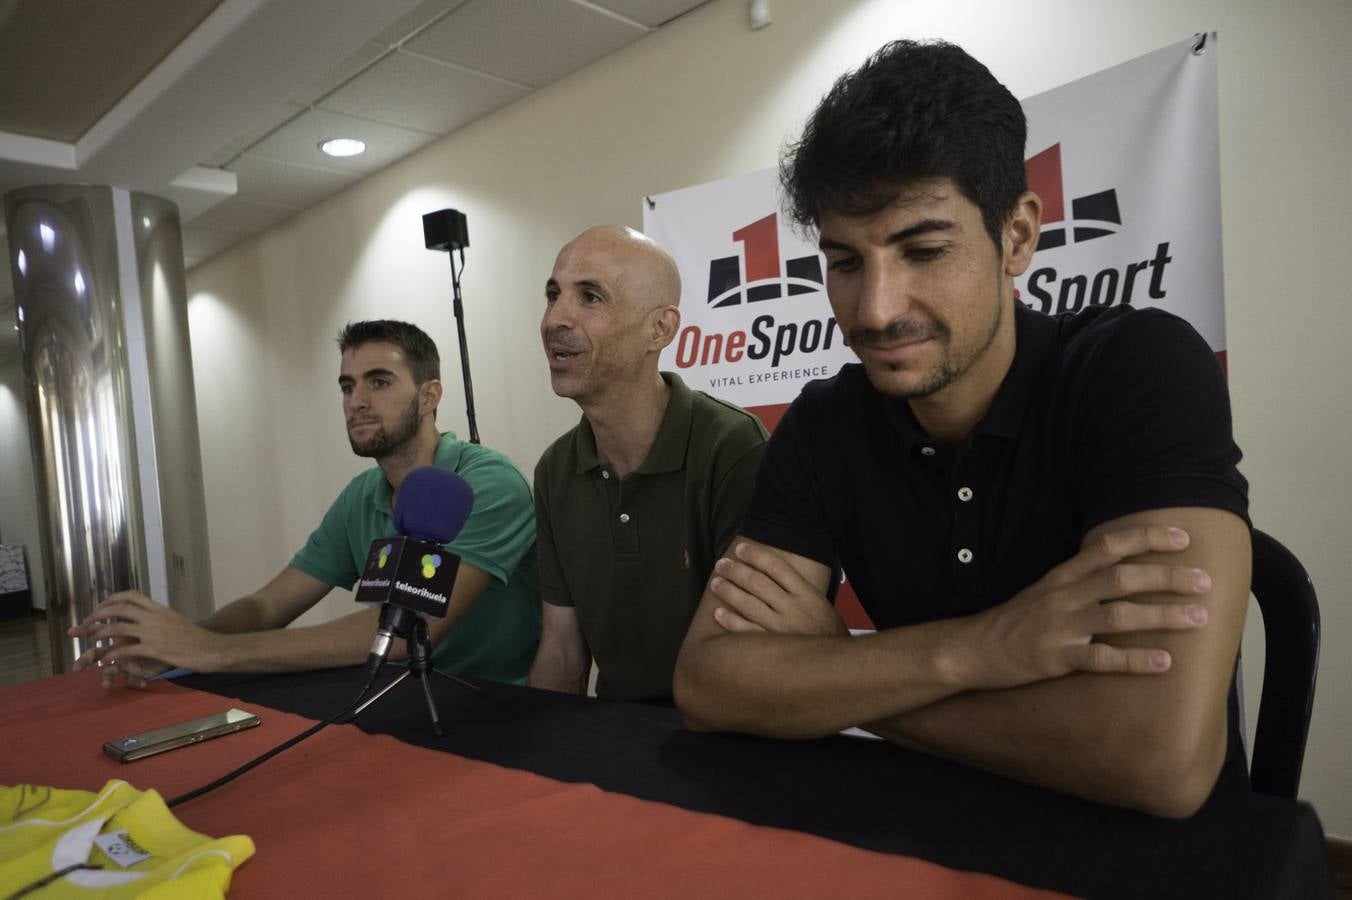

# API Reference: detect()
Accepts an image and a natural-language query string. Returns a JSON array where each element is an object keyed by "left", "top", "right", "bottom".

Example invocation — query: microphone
[{"left": 356, "top": 467, "right": 475, "bottom": 673}]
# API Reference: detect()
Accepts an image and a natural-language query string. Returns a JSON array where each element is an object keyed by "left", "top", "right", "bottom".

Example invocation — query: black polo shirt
[{"left": 742, "top": 304, "right": 1248, "bottom": 627}]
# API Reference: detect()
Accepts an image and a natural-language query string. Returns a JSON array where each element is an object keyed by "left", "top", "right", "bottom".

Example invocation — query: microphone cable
[{"left": 166, "top": 664, "right": 386, "bottom": 809}]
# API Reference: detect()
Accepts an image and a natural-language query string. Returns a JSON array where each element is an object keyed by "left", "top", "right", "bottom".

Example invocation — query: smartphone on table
[{"left": 103, "top": 708, "right": 261, "bottom": 762}]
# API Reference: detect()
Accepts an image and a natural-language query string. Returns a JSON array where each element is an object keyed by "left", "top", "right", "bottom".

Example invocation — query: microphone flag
[
  {"left": 354, "top": 537, "right": 459, "bottom": 618},
  {"left": 353, "top": 466, "right": 476, "bottom": 619}
]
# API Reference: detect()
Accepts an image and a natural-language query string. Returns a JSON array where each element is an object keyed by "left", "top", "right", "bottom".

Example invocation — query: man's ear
[
  {"left": 420, "top": 379, "right": 443, "bottom": 417},
  {"left": 1003, "top": 191, "right": 1042, "bottom": 277},
  {"left": 650, "top": 306, "right": 681, "bottom": 351}
]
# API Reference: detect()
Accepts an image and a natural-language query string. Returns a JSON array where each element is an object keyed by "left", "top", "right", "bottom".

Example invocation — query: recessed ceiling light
[{"left": 320, "top": 138, "right": 366, "bottom": 158}]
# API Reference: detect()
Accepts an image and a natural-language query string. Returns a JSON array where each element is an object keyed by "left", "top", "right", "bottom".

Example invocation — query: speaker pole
[{"left": 422, "top": 209, "right": 480, "bottom": 444}]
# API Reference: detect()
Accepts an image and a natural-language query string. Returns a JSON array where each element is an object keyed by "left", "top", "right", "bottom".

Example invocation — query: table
[{"left": 0, "top": 668, "right": 1334, "bottom": 898}]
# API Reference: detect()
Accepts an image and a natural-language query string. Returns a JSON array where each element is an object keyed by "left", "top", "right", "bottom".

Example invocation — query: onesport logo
[
  {"left": 1026, "top": 142, "right": 1123, "bottom": 250},
  {"left": 1019, "top": 142, "right": 1175, "bottom": 315},
  {"left": 674, "top": 212, "right": 839, "bottom": 372},
  {"left": 704, "top": 212, "right": 823, "bottom": 308}
]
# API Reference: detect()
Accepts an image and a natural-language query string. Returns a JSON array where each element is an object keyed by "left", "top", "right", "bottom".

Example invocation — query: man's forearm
[
  {"left": 200, "top": 594, "right": 291, "bottom": 634},
  {"left": 675, "top": 621, "right": 971, "bottom": 737},
  {"left": 193, "top": 608, "right": 380, "bottom": 673},
  {"left": 680, "top": 623, "right": 1229, "bottom": 817},
  {"left": 870, "top": 509, "right": 1251, "bottom": 818},
  {"left": 867, "top": 667, "right": 1230, "bottom": 818},
  {"left": 679, "top": 516, "right": 1246, "bottom": 818},
  {"left": 527, "top": 649, "right": 590, "bottom": 694}
]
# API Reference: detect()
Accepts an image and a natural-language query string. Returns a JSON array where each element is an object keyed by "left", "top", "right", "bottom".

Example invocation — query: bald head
[
  {"left": 555, "top": 225, "right": 682, "bottom": 313},
  {"left": 543, "top": 225, "right": 684, "bottom": 406}
]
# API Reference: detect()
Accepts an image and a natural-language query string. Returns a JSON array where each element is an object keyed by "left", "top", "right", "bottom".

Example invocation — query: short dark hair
[
  {"left": 336, "top": 320, "right": 440, "bottom": 384},
  {"left": 781, "top": 40, "right": 1027, "bottom": 248}
]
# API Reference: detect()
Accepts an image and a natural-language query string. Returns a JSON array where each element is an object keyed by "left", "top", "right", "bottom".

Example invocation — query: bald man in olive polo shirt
[{"left": 529, "top": 226, "right": 768, "bottom": 702}]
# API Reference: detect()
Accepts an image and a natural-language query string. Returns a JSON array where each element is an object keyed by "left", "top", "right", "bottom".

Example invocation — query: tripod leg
[
  {"left": 431, "top": 668, "right": 486, "bottom": 696},
  {"left": 350, "top": 669, "right": 412, "bottom": 720},
  {"left": 417, "top": 669, "right": 444, "bottom": 737}
]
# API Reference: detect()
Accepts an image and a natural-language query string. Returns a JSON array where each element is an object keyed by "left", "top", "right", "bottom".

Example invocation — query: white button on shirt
[
  {"left": 601, "top": 470, "right": 610, "bottom": 480},
  {"left": 957, "top": 548, "right": 973, "bottom": 564},
  {"left": 920, "top": 446, "right": 936, "bottom": 457},
  {"left": 957, "top": 486, "right": 973, "bottom": 502},
  {"left": 619, "top": 513, "right": 630, "bottom": 524}
]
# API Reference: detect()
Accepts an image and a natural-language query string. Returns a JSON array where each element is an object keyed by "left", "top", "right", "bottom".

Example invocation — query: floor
[{"left": 0, "top": 610, "right": 54, "bottom": 687}]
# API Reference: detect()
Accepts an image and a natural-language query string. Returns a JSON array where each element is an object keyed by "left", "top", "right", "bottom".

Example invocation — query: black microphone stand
[{"left": 351, "top": 607, "right": 484, "bottom": 737}]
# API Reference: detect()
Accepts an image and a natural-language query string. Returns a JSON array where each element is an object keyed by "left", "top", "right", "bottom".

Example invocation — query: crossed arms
[
  {"left": 673, "top": 506, "right": 1250, "bottom": 819},
  {"left": 69, "top": 562, "right": 494, "bottom": 687}
]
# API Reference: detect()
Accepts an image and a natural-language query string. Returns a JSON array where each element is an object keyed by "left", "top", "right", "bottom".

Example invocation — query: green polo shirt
[
  {"left": 291, "top": 432, "right": 539, "bottom": 683},
  {"left": 535, "top": 372, "right": 768, "bottom": 701}
]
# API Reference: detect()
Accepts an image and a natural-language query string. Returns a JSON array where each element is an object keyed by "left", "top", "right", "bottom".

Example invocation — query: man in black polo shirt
[
  {"left": 529, "top": 226, "right": 767, "bottom": 701},
  {"left": 674, "top": 41, "right": 1250, "bottom": 819}
]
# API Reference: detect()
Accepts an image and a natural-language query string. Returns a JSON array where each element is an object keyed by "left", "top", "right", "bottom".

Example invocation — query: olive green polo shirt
[
  {"left": 535, "top": 372, "right": 768, "bottom": 701},
  {"left": 291, "top": 432, "right": 540, "bottom": 683}
]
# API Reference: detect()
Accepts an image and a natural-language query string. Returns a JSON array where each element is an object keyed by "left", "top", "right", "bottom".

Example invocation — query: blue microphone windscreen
[{"left": 394, "top": 467, "right": 475, "bottom": 543}]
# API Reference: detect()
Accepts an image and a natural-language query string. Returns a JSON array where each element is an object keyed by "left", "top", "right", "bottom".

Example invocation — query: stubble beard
[
  {"left": 349, "top": 394, "right": 422, "bottom": 459},
  {"left": 855, "top": 284, "right": 1006, "bottom": 400}
]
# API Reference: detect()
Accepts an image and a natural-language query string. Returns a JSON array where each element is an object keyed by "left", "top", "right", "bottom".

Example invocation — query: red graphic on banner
[
  {"left": 1025, "top": 143, "right": 1122, "bottom": 250},
  {"left": 733, "top": 214, "right": 781, "bottom": 283},
  {"left": 1026, "top": 144, "right": 1065, "bottom": 224},
  {"left": 705, "top": 213, "right": 824, "bottom": 308}
]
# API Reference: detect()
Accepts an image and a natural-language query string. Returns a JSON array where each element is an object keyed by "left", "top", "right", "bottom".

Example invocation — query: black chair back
[{"left": 1247, "top": 529, "right": 1321, "bottom": 798}]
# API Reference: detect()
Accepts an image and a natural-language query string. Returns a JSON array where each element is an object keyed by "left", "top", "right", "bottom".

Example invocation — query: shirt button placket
[
  {"left": 609, "top": 473, "right": 637, "bottom": 554},
  {"left": 951, "top": 454, "right": 980, "bottom": 595}
]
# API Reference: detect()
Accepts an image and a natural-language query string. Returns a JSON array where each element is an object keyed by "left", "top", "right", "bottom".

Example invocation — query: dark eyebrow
[
  {"left": 819, "top": 218, "right": 956, "bottom": 252},
  {"left": 339, "top": 367, "right": 396, "bottom": 386}
]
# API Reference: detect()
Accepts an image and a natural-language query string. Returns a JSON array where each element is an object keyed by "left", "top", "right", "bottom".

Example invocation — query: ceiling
[{"left": 0, "top": 0, "right": 710, "bottom": 363}]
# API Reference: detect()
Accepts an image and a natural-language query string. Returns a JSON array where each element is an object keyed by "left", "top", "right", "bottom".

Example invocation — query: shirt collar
[
  {"left": 973, "top": 303, "right": 1056, "bottom": 440},
  {"left": 371, "top": 431, "right": 463, "bottom": 512},
  {"left": 572, "top": 372, "right": 693, "bottom": 475}
]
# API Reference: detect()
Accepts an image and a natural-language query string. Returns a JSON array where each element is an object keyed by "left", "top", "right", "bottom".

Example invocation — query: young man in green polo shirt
[
  {"left": 71, "top": 320, "right": 539, "bottom": 685},
  {"left": 530, "top": 226, "right": 767, "bottom": 702}
]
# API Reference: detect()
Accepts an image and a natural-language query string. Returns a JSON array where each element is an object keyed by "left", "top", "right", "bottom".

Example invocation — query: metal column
[{"left": 4, "top": 184, "right": 213, "bottom": 672}]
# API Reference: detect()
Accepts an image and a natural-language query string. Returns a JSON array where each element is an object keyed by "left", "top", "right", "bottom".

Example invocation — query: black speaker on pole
[
  {"left": 423, "top": 208, "right": 479, "bottom": 443},
  {"left": 423, "top": 209, "right": 469, "bottom": 252}
]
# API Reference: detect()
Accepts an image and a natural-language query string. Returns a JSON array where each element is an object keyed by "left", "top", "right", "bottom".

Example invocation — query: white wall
[
  {"left": 186, "top": 0, "right": 1352, "bottom": 836},
  {"left": 0, "top": 358, "right": 46, "bottom": 610}
]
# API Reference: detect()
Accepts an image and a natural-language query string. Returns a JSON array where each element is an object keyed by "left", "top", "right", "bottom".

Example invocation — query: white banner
[
  {"left": 644, "top": 33, "right": 1225, "bottom": 416},
  {"left": 645, "top": 169, "right": 854, "bottom": 411},
  {"left": 1017, "top": 33, "right": 1224, "bottom": 351}
]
